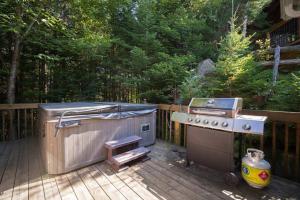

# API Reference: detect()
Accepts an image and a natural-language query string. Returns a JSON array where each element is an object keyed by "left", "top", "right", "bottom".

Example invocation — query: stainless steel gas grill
[
  {"left": 172, "top": 98, "right": 267, "bottom": 134},
  {"left": 171, "top": 98, "right": 267, "bottom": 172}
]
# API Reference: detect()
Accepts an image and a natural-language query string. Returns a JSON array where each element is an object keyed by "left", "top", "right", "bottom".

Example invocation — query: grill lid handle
[{"left": 191, "top": 110, "right": 227, "bottom": 116}]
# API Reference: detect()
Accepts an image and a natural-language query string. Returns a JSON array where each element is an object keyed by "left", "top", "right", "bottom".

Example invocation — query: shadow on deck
[{"left": 0, "top": 138, "right": 299, "bottom": 200}]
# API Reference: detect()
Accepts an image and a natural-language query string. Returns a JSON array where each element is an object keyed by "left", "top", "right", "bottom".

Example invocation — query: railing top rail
[
  {"left": 241, "top": 110, "right": 300, "bottom": 123},
  {"left": 0, "top": 103, "right": 39, "bottom": 110},
  {"left": 158, "top": 104, "right": 300, "bottom": 123},
  {"left": 0, "top": 103, "right": 299, "bottom": 123}
]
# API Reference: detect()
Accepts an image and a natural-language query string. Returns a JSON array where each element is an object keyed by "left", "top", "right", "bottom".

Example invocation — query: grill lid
[{"left": 189, "top": 98, "right": 242, "bottom": 110}]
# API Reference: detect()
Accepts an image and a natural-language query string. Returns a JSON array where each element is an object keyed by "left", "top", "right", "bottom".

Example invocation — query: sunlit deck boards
[{"left": 0, "top": 138, "right": 300, "bottom": 200}]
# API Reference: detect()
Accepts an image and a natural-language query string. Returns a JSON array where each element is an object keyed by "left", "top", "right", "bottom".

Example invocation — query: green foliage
[
  {"left": 179, "top": 19, "right": 273, "bottom": 109},
  {"left": 246, "top": 0, "right": 272, "bottom": 22},
  {"left": 215, "top": 23, "right": 256, "bottom": 97},
  {"left": 256, "top": 39, "right": 272, "bottom": 61},
  {"left": 179, "top": 74, "right": 218, "bottom": 102},
  {"left": 2, "top": 0, "right": 297, "bottom": 111},
  {"left": 140, "top": 54, "right": 194, "bottom": 103},
  {"left": 267, "top": 72, "right": 300, "bottom": 111}
]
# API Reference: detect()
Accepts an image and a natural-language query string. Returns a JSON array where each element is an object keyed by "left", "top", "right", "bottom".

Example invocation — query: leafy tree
[
  {"left": 0, "top": 0, "right": 61, "bottom": 104},
  {"left": 179, "top": 18, "right": 272, "bottom": 109},
  {"left": 179, "top": 73, "right": 218, "bottom": 102},
  {"left": 214, "top": 19, "right": 257, "bottom": 97},
  {"left": 141, "top": 54, "right": 194, "bottom": 103},
  {"left": 267, "top": 72, "right": 300, "bottom": 111},
  {"left": 2, "top": 0, "right": 296, "bottom": 112}
]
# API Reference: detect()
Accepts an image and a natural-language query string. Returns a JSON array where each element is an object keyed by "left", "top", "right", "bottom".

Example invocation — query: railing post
[
  {"left": 17, "top": 109, "right": 20, "bottom": 139},
  {"left": 174, "top": 122, "right": 180, "bottom": 145},
  {"left": 284, "top": 122, "right": 289, "bottom": 176},
  {"left": 24, "top": 109, "right": 27, "bottom": 138},
  {"left": 1, "top": 112, "right": 5, "bottom": 141},
  {"left": 161, "top": 109, "right": 164, "bottom": 140},
  {"left": 156, "top": 108, "right": 160, "bottom": 138},
  {"left": 296, "top": 123, "right": 300, "bottom": 179},
  {"left": 169, "top": 109, "right": 172, "bottom": 142},
  {"left": 272, "top": 122, "right": 277, "bottom": 167},
  {"left": 31, "top": 109, "right": 34, "bottom": 136},
  {"left": 184, "top": 124, "right": 187, "bottom": 147},
  {"left": 165, "top": 110, "right": 168, "bottom": 141},
  {"left": 260, "top": 135, "right": 264, "bottom": 150}
]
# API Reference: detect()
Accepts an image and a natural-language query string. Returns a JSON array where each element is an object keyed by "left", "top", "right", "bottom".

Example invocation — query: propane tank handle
[{"left": 247, "top": 148, "right": 264, "bottom": 160}]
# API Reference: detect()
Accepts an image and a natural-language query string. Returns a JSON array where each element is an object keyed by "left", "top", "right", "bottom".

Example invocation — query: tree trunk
[
  {"left": 242, "top": 15, "right": 248, "bottom": 38},
  {"left": 7, "top": 35, "right": 21, "bottom": 140},
  {"left": 8, "top": 37, "right": 20, "bottom": 104}
]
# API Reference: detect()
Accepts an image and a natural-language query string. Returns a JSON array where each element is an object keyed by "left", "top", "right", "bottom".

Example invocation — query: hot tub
[{"left": 38, "top": 102, "right": 157, "bottom": 174}]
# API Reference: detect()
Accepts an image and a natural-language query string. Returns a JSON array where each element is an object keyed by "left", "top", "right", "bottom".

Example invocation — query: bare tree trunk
[
  {"left": 8, "top": 37, "right": 20, "bottom": 104},
  {"left": 7, "top": 35, "right": 21, "bottom": 140},
  {"left": 242, "top": 15, "right": 248, "bottom": 38}
]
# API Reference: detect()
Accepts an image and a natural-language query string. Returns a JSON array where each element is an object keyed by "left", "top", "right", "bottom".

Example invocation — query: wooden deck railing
[
  {"left": 0, "top": 103, "right": 39, "bottom": 140},
  {"left": 157, "top": 104, "right": 300, "bottom": 182},
  {"left": 0, "top": 103, "right": 299, "bottom": 181}
]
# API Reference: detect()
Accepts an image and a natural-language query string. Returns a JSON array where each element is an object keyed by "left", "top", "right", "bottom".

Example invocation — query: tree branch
[
  {"left": 20, "top": 18, "right": 37, "bottom": 42},
  {"left": 0, "top": 52, "right": 5, "bottom": 66}
]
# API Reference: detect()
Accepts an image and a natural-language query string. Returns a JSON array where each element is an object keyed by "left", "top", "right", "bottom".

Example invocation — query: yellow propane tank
[{"left": 241, "top": 148, "right": 271, "bottom": 189}]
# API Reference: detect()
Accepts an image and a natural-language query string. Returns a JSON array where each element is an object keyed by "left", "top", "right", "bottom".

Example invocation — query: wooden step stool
[{"left": 105, "top": 135, "right": 150, "bottom": 171}]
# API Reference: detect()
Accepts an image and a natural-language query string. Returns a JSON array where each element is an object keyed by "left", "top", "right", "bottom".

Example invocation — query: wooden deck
[{"left": 0, "top": 138, "right": 300, "bottom": 200}]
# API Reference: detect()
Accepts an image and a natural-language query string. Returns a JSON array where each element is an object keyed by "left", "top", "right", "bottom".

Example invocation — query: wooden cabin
[
  {"left": 258, "top": 0, "right": 300, "bottom": 70},
  {"left": 267, "top": 0, "right": 300, "bottom": 47}
]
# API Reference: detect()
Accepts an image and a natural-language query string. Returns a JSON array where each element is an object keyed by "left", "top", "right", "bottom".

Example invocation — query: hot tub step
[
  {"left": 111, "top": 147, "right": 150, "bottom": 166},
  {"left": 105, "top": 135, "right": 142, "bottom": 150}
]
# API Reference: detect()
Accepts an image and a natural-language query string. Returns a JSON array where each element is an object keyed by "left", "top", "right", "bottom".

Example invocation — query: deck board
[
  {"left": 0, "top": 138, "right": 300, "bottom": 200},
  {"left": 88, "top": 165, "right": 127, "bottom": 200},
  {"left": 66, "top": 171, "right": 93, "bottom": 200},
  {"left": 12, "top": 139, "right": 29, "bottom": 200},
  {"left": 97, "top": 164, "right": 142, "bottom": 200},
  {"left": 0, "top": 142, "right": 11, "bottom": 185},
  {"left": 145, "top": 160, "right": 217, "bottom": 199},
  {"left": 55, "top": 175, "right": 76, "bottom": 200},
  {"left": 141, "top": 163, "right": 207, "bottom": 200},
  {"left": 28, "top": 138, "right": 45, "bottom": 200},
  {"left": 0, "top": 141, "right": 20, "bottom": 200},
  {"left": 114, "top": 167, "right": 160, "bottom": 200},
  {"left": 42, "top": 175, "right": 61, "bottom": 200},
  {"left": 125, "top": 165, "right": 182, "bottom": 200},
  {"left": 76, "top": 167, "right": 110, "bottom": 200}
]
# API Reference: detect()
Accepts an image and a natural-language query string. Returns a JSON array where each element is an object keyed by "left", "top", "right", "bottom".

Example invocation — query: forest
[{"left": 0, "top": 0, "right": 300, "bottom": 111}]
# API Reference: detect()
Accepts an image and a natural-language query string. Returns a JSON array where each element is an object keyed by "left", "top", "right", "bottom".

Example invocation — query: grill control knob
[
  {"left": 195, "top": 118, "right": 201, "bottom": 123},
  {"left": 188, "top": 118, "right": 193, "bottom": 122},
  {"left": 222, "top": 122, "right": 229, "bottom": 127},
  {"left": 203, "top": 119, "right": 209, "bottom": 124},
  {"left": 242, "top": 124, "right": 251, "bottom": 130},
  {"left": 212, "top": 121, "right": 218, "bottom": 126}
]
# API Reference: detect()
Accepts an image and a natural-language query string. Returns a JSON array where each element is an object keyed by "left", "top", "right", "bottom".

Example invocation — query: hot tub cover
[{"left": 39, "top": 102, "right": 157, "bottom": 119}]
